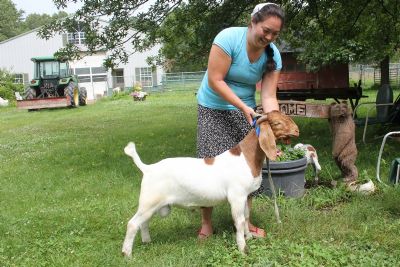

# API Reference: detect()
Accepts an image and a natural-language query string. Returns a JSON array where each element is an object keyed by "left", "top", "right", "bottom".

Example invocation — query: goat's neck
[{"left": 238, "top": 129, "right": 266, "bottom": 177}]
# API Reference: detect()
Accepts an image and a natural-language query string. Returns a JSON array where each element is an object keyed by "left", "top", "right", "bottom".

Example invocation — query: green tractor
[{"left": 17, "top": 56, "right": 87, "bottom": 109}]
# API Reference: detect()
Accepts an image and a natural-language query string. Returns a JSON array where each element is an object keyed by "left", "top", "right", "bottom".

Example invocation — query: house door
[{"left": 112, "top": 69, "right": 125, "bottom": 89}]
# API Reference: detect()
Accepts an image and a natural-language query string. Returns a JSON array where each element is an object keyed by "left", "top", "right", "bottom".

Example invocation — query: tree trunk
[{"left": 380, "top": 55, "right": 390, "bottom": 86}]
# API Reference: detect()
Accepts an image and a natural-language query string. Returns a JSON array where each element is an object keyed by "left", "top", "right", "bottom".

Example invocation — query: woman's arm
[
  {"left": 207, "top": 44, "right": 256, "bottom": 124},
  {"left": 261, "top": 70, "right": 280, "bottom": 113}
]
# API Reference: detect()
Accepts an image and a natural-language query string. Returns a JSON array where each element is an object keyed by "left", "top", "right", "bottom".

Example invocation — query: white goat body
[
  {"left": 126, "top": 142, "right": 262, "bottom": 209},
  {"left": 122, "top": 111, "right": 299, "bottom": 257}
]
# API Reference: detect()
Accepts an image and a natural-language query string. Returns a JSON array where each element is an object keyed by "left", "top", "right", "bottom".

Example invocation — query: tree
[
  {"left": 0, "top": 0, "right": 24, "bottom": 42},
  {"left": 152, "top": 1, "right": 251, "bottom": 72},
  {"left": 283, "top": 0, "right": 400, "bottom": 87},
  {"left": 41, "top": 0, "right": 400, "bottom": 84},
  {"left": 21, "top": 11, "right": 68, "bottom": 32},
  {"left": 40, "top": 0, "right": 259, "bottom": 70},
  {"left": 0, "top": 0, "right": 68, "bottom": 42}
]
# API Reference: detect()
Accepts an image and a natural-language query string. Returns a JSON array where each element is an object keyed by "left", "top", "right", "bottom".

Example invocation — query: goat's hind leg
[
  {"left": 122, "top": 206, "right": 158, "bottom": 257},
  {"left": 140, "top": 205, "right": 170, "bottom": 243},
  {"left": 140, "top": 220, "right": 151, "bottom": 243}
]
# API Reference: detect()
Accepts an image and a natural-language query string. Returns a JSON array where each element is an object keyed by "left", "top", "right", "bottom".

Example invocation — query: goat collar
[{"left": 252, "top": 114, "right": 262, "bottom": 137}]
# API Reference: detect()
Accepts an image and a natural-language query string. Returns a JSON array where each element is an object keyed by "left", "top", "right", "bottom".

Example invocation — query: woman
[{"left": 196, "top": 3, "right": 285, "bottom": 238}]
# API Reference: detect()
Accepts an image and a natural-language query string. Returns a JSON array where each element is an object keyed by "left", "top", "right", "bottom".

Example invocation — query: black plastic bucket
[{"left": 262, "top": 157, "right": 307, "bottom": 198}]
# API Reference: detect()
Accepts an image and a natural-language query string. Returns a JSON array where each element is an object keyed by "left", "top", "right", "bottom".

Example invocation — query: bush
[{"left": 0, "top": 69, "right": 24, "bottom": 103}]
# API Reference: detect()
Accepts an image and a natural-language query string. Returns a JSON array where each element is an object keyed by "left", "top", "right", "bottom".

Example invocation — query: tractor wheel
[
  {"left": 79, "top": 87, "right": 87, "bottom": 106},
  {"left": 25, "top": 88, "right": 36, "bottom": 100},
  {"left": 64, "top": 82, "right": 79, "bottom": 107}
]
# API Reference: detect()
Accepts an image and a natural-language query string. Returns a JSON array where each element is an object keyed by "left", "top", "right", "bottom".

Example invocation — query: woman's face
[{"left": 250, "top": 16, "right": 282, "bottom": 48}]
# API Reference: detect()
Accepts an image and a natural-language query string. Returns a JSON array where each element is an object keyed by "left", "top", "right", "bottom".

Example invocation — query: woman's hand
[{"left": 241, "top": 105, "right": 257, "bottom": 124}]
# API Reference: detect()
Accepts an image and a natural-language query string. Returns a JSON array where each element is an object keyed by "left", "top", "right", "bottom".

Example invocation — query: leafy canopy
[
  {"left": 284, "top": 0, "right": 400, "bottom": 70},
  {"left": 38, "top": 1, "right": 400, "bottom": 73},
  {"left": 0, "top": 0, "right": 68, "bottom": 42}
]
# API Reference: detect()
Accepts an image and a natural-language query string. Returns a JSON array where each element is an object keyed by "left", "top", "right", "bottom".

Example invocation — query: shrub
[{"left": 0, "top": 69, "right": 24, "bottom": 103}]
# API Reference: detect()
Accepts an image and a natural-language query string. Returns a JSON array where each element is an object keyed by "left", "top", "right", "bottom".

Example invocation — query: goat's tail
[{"left": 124, "top": 142, "right": 148, "bottom": 172}]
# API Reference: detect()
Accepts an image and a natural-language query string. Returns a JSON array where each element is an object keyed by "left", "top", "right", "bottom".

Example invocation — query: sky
[{"left": 12, "top": 0, "right": 83, "bottom": 16}]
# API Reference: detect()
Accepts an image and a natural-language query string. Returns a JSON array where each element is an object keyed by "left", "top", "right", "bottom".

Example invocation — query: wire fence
[
  {"left": 349, "top": 63, "right": 400, "bottom": 88},
  {"left": 160, "top": 71, "right": 205, "bottom": 92},
  {"left": 161, "top": 65, "right": 400, "bottom": 92},
  {"left": 107, "top": 72, "right": 205, "bottom": 95}
]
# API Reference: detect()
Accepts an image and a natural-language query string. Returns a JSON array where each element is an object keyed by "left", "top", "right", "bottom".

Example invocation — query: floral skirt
[{"left": 196, "top": 104, "right": 263, "bottom": 196}]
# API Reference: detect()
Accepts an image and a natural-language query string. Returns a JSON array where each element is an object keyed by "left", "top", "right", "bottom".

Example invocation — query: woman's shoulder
[
  {"left": 218, "top": 27, "right": 247, "bottom": 36},
  {"left": 214, "top": 27, "right": 247, "bottom": 45}
]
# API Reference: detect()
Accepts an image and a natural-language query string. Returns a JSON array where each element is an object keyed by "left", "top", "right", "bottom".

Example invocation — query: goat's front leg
[
  {"left": 312, "top": 163, "right": 319, "bottom": 183},
  {"left": 244, "top": 200, "right": 252, "bottom": 240},
  {"left": 228, "top": 195, "right": 248, "bottom": 254}
]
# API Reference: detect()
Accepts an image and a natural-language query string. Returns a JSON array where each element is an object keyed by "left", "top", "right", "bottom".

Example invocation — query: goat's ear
[{"left": 258, "top": 122, "right": 277, "bottom": 161}]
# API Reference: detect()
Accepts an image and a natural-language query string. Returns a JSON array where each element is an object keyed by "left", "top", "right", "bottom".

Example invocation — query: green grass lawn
[{"left": 1, "top": 90, "right": 400, "bottom": 266}]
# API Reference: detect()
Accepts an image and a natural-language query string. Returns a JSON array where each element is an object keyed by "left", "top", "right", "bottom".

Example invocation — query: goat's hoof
[
  {"left": 240, "top": 245, "right": 249, "bottom": 255},
  {"left": 122, "top": 249, "right": 132, "bottom": 258},
  {"left": 245, "top": 233, "right": 253, "bottom": 240},
  {"left": 141, "top": 238, "right": 151, "bottom": 244}
]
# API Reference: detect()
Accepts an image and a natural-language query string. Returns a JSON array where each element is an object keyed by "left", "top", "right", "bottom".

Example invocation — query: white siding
[
  {"left": 0, "top": 28, "right": 164, "bottom": 97},
  {"left": 0, "top": 30, "right": 63, "bottom": 81}
]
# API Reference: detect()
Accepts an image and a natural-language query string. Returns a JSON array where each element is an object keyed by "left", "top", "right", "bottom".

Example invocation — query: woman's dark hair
[{"left": 251, "top": 4, "right": 285, "bottom": 73}]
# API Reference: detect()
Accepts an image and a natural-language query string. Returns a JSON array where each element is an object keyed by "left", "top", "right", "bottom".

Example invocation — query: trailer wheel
[
  {"left": 64, "top": 82, "right": 79, "bottom": 107},
  {"left": 79, "top": 87, "right": 87, "bottom": 106},
  {"left": 25, "top": 88, "right": 36, "bottom": 100}
]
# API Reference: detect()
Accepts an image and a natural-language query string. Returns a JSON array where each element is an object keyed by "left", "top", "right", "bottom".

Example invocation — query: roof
[
  {"left": 0, "top": 28, "right": 39, "bottom": 45},
  {"left": 0, "top": 15, "right": 109, "bottom": 45},
  {"left": 31, "top": 56, "right": 58, "bottom": 62}
]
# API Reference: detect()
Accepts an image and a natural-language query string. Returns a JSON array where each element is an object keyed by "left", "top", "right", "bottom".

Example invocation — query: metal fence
[
  {"left": 161, "top": 71, "right": 205, "bottom": 91},
  {"left": 349, "top": 63, "right": 400, "bottom": 88},
  {"left": 106, "top": 71, "right": 206, "bottom": 95}
]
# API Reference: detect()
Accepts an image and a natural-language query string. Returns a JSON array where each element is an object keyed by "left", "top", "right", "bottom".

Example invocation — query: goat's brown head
[
  {"left": 256, "top": 110, "right": 299, "bottom": 160},
  {"left": 329, "top": 101, "right": 352, "bottom": 120}
]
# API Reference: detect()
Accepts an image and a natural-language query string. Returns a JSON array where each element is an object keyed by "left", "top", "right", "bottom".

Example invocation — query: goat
[
  {"left": 294, "top": 143, "right": 322, "bottom": 183},
  {"left": 122, "top": 111, "right": 299, "bottom": 256},
  {"left": 112, "top": 87, "right": 121, "bottom": 94}
]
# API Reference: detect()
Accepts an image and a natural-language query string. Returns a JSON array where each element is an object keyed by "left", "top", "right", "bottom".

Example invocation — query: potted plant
[
  {"left": 130, "top": 82, "right": 148, "bottom": 101},
  {"left": 262, "top": 144, "right": 307, "bottom": 198}
]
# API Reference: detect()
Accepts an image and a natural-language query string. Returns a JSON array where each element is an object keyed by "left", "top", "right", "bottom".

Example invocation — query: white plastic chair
[
  {"left": 15, "top": 92, "right": 23, "bottom": 101},
  {"left": 376, "top": 131, "right": 400, "bottom": 184}
]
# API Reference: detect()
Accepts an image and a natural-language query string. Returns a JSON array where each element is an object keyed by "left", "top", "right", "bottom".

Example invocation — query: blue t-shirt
[{"left": 197, "top": 27, "right": 282, "bottom": 110}]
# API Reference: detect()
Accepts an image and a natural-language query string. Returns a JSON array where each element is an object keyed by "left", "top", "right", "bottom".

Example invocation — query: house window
[
  {"left": 13, "top": 74, "right": 24, "bottom": 84},
  {"left": 72, "top": 66, "right": 107, "bottom": 83},
  {"left": 91, "top": 67, "right": 107, "bottom": 74},
  {"left": 115, "top": 69, "right": 124, "bottom": 84},
  {"left": 91, "top": 66, "right": 107, "bottom": 83},
  {"left": 78, "top": 76, "right": 91, "bottom": 83},
  {"left": 92, "top": 75, "right": 107, "bottom": 82},
  {"left": 74, "top": 67, "right": 91, "bottom": 83},
  {"left": 67, "top": 31, "right": 86, "bottom": 45},
  {"left": 137, "top": 67, "right": 153, "bottom": 87}
]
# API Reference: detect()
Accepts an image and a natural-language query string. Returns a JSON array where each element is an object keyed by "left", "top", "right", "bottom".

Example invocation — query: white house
[{"left": 0, "top": 27, "right": 163, "bottom": 100}]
